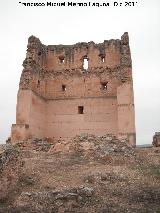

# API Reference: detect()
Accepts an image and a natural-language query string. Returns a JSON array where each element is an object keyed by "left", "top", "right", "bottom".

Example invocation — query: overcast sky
[{"left": 0, "top": 0, "right": 160, "bottom": 144}]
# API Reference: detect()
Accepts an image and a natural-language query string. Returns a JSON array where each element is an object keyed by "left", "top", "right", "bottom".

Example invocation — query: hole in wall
[
  {"left": 38, "top": 52, "right": 41, "bottom": 56},
  {"left": 99, "top": 54, "right": 105, "bottom": 63},
  {"left": 59, "top": 56, "right": 65, "bottom": 64},
  {"left": 37, "top": 80, "right": 40, "bottom": 87},
  {"left": 101, "top": 82, "right": 108, "bottom": 90},
  {"left": 83, "top": 56, "right": 88, "bottom": 70},
  {"left": 62, "top": 84, "right": 66, "bottom": 91},
  {"left": 101, "top": 57, "right": 105, "bottom": 63},
  {"left": 78, "top": 106, "right": 84, "bottom": 114}
]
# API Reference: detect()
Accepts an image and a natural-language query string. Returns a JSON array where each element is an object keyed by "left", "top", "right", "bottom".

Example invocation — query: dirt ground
[{"left": 0, "top": 135, "right": 160, "bottom": 213}]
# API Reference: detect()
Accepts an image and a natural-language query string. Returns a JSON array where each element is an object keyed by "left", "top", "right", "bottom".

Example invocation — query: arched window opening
[
  {"left": 101, "top": 56, "right": 105, "bottom": 63},
  {"left": 59, "top": 56, "right": 65, "bottom": 64},
  {"left": 99, "top": 54, "right": 105, "bottom": 63}
]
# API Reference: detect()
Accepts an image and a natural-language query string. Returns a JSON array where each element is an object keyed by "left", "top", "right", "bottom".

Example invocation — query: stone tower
[{"left": 11, "top": 33, "right": 136, "bottom": 145}]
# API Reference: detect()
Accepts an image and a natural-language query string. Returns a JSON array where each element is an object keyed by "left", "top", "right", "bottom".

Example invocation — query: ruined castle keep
[{"left": 11, "top": 32, "right": 136, "bottom": 145}]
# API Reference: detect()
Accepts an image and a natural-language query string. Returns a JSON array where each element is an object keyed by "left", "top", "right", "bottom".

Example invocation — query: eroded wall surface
[{"left": 11, "top": 32, "right": 136, "bottom": 145}]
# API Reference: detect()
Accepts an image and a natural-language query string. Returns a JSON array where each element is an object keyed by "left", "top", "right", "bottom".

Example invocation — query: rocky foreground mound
[
  {"left": 0, "top": 145, "right": 23, "bottom": 202},
  {"left": 0, "top": 135, "right": 160, "bottom": 212}
]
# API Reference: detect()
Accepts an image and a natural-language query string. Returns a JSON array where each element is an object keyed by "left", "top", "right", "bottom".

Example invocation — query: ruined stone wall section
[
  {"left": 11, "top": 32, "right": 136, "bottom": 145},
  {"left": 45, "top": 39, "right": 121, "bottom": 71},
  {"left": 19, "top": 32, "right": 132, "bottom": 99}
]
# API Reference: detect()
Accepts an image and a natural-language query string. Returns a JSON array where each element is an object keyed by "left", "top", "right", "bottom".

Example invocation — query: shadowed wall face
[{"left": 11, "top": 32, "right": 136, "bottom": 145}]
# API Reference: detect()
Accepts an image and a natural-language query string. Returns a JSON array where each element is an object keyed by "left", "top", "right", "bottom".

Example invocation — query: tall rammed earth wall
[{"left": 11, "top": 32, "right": 136, "bottom": 145}]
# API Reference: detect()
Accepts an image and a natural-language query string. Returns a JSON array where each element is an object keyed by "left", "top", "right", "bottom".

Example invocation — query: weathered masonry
[{"left": 11, "top": 33, "right": 136, "bottom": 145}]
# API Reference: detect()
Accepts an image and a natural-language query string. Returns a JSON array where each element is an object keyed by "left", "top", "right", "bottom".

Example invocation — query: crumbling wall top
[
  {"left": 26, "top": 33, "right": 129, "bottom": 52},
  {"left": 20, "top": 32, "right": 132, "bottom": 91},
  {"left": 121, "top": 32, "right": 129, "bottom": 45}
]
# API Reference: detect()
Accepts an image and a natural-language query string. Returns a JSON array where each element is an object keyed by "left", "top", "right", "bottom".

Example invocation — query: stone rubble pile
[
  {"left": 14, "top": 138, "right": 53, "bottom": 152},
  {"left": 14, "top": 186, "right": 94, "bottom": 212},
  {"left": 12, "top": 134, "right": 135, "bottom": 158},
  {"left": 84, "top": 171, "right": 127, "bottom": 184},
  {"left": 70, "top": 133, "right": 135, "bottom": 157},
  {"left": 153, "top": 132, "right": 160, "bottom": 147},
  {"left": 0, "top": 144, "right": 23, "bottom": 201}
]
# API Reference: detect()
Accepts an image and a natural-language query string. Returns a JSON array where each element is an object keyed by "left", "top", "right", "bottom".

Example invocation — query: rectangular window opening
[
  {"left": 78, "top": 106, "right": 84, "bottom": 114},
  {"left": 37, "top": 80, "right": 40, "bottom": 87},
  {"left": 83, "top": 58, "right": 88, "bottom": 70},
  {"left": 62, "top": 84, "right": 66, "bottom": 91}
]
